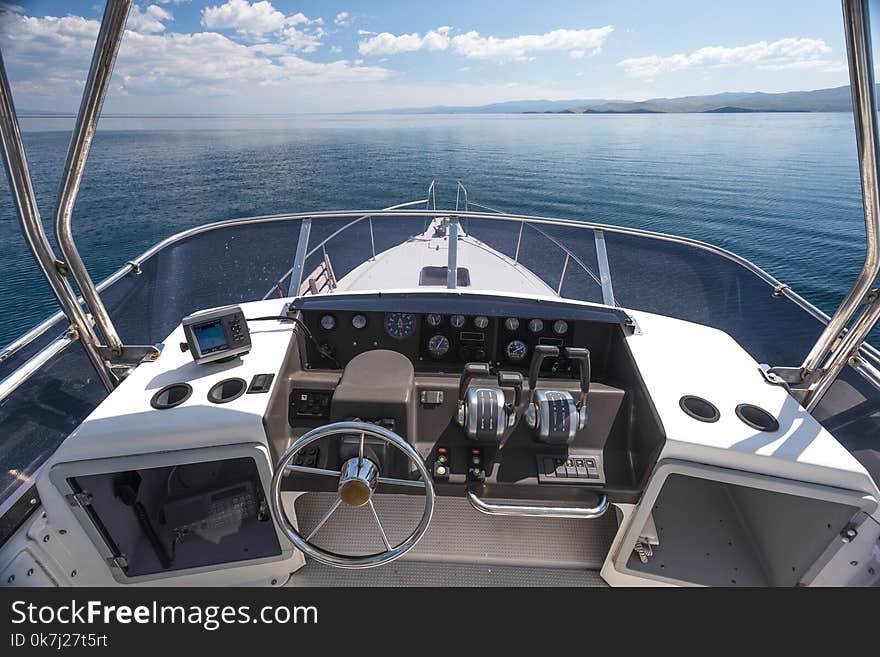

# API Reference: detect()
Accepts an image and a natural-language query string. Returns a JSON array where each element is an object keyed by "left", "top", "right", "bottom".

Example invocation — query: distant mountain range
[
  {"left": 373, "top": 85, "right": 868, "bottom": 115},
  {"left": 16, "top": 85, "right": 869, "bottom": 117}
]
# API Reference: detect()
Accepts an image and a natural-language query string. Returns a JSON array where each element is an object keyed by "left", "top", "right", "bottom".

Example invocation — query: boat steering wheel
[{"left": 270, "top": 421, "right": 435, "bottom": 569}]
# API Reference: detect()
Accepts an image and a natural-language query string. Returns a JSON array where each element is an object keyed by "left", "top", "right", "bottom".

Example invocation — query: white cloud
[
  {"left": 334, "top": 11, "right": 351, "bottom": 27},
  {"left": 451, "top": 26, "right": 613, "bottom": 61},
  {"left": 359, "top": 26, "right": 451, "bottom": 56},
  {"left": 280, "top": 25, "right": 323, "bottom": 53},
  {"left": 200, "top": 1, "right": 321, "bottom": 36},
  {"left": 201, "top": 0, "right": 285, "bottom": 35},
  {"left": 359, "top": 25, "right": 613, "bottom": 61},
  {"left": 618, "top": 37, "right": 839, "bottom": 77},
  {"left": 128, "top": 4, "right": 173, "bottom": 34},
  {"left": 288, "top": 12, "right": 321, "bottom": 27},
  {"left": 0, "top": 9, "right": 391, "bottom": 107}
]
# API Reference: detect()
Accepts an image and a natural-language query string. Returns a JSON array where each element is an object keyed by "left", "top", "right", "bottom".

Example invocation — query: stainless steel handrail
[
  {"left": 455, "top": 180, "right": 468, "bottom": 212},
  {"left": 263, "top": 198, "right": 429, "bottom": 299},
  {"left": 6, "top": 208, "right": 880, "bottom": 403},
  {"left": 52, "top": 0, "right": 131, "bottom": 357},
  {"left": 10, "top": 206, "right": 880, "bottom": 367},
  {"left": 466, "top": 489, "right": 609, "bottom": 519},
  {"left": 0, "top": 334, "right": 73, "bottom": 402},
  {"left": 469, "top": 200, "right": 604, "bottom": 291},
  {"left": 0, "top": 52, "right": 116, "bottom": 392},
  {"left": 799, "top": 0, "right": 880, "bottom": 409}
]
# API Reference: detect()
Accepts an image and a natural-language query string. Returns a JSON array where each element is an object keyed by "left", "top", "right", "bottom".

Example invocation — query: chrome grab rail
[
  {"left": 469, "top": 200, "right": 604, "bottom": 294},
  {"left": 52, "top": 0, "right": 130, "bottom": 358},
  {"left": 466, "top": 489, "right": 609, "bottom": 519},
  {"left": 798, "top": 0, "right": 880, "bottom": 410},
  {"left": 0, "top": 52, "right": 116, "bottom": 392},
  {"left": 265, "top": 198, "right": 429, "bottom": 299},
  {"left": 0, "top": 334, "right": 73, "bottom": 402},
  {"left": 455, "top": 180, "right": 468, "bottom": 212},
  {"left": 4, "top": 207, "right": 880, "bottom": 407}
]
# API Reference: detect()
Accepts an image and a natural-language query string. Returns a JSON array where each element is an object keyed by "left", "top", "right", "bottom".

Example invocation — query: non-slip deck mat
[
  {"left": 289, "top": 559, "right": 607, "bottom": 587},
  {"left": 293, "top": 492, "right": 617, "bottom": 570}
]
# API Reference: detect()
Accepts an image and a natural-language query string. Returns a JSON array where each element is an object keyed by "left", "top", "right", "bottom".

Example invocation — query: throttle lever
[
  {"left": 527, "top": 345, "right": 559, "bottom": 402},
  {"left": 563, "top": 347, "right": 591, "bottom": 407},
  {"left": 458, "top": 362, "right": 491, "bottom": 404},
  {"left": 497, "top": 370, "right": 524, "bottom": 428}
]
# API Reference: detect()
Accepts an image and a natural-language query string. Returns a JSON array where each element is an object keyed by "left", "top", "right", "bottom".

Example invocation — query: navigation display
[{"left": 194, "top": 320, "right": 228, "bottom": 354}]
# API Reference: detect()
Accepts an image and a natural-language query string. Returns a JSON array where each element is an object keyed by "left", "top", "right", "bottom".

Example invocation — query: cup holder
[
  {"left": 679, "top": 395, "right": 720, "bottom": 423},
  {"left": 208, "top": 378, "right": 247, "bottom": 404},
  {"left": 735, "top": 404, "right": 779, "bottom": 432},
  {"left": 150, "top": 383, "right": 193, "bottom": 410}
]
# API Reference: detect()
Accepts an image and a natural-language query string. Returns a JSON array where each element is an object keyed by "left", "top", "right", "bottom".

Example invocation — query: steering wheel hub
[{"left": 338, "top": 457, "right": 378, "bottom": 507}]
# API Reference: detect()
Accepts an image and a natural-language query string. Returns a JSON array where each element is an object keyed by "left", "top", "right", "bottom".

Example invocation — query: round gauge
[
  {"left": 384, "top": 312, "right": 417, "bottom": 340},
  {"left": 426, "top": 313, "right": 443, "bottom": 327},
  {"left": 427, "top": 334, "right": 450, "bottom": 358},
  {"left": 506, "top": 339, "right": 528, "bottom": 363},
  {"left": 553, "top": 319, "right": 569, "bottom": 336},
  {"left": 320, "top": 314, "right": 336, "bottom": 331},
  {"left": 450, "top": 314, "right": 466, "bottom": 329},
  {"left": 528, "top": 318, "right": 544, "bottom": 334},
  {"left": 473, "top": 315, "right": 489, "bottom": 330},
  {"left": 351, "top": 314, "right": 367, "bottom": 330},
  {"left": 504, "top": 317, "right": 520, "bottom": 332}
]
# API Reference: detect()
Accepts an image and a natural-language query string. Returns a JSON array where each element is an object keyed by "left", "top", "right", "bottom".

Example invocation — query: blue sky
[{"left": 0, "top": 0, "right": 861, "bottom": 113}]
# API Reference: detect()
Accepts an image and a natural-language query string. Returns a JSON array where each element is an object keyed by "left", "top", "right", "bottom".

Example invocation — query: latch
[
  {"left": 107, "top": 556, "right": 129, "bottom": 570},
  {"left": 66, "top": 491, "right": 93, "bottom": 508}
]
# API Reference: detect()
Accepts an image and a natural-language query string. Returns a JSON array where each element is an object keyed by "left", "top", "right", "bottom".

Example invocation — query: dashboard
[
  {"left": 275, "top": 292, "right": 664, "bottom": 504},
  {"left": 300, "top": 308, "right": 615, "bottom": 377}
]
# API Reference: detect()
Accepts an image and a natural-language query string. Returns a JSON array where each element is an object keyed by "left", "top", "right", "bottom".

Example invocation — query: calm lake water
[{"left": 0, "top": 112, "right": 866, "bottom": 347}]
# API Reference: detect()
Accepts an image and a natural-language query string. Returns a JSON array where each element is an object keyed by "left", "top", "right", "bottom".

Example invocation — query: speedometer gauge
[
  {"left": 427, "top": 334, "right": 450, "bottom": 358},
  {"left": 384, "top": 313, "right": 417, "bottom": 340}
]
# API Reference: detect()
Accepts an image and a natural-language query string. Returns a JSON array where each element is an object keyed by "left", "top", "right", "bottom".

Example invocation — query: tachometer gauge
[
  {"left": 351, "top": 314, "right": 367, "bottom": 330},
  {"left": 506, "top": 339, "right": 528, "bottom": 363},
  {"left": 528, "top": 318, "right": 544, "bottom": 334},
  {"left": 427, "top": 334, "right": 450, "bottom": 358},
  {"left": 473, "top": 315, "right": 489, "bottom": 330},
  {"left": 450, "top": 314, "right": 466, "bottom": 328},
  {"left": 320, "top": 314, "right": 336, "bottom": 331},
  {"left": 384, "top": 312, "right": 417, "bottom": 340},
  {"left": 426, "top": 313, "right": 443, "bottom": 327},
  {"left": 552, "top": 320, "right": 569, "bottom": 336},
  {"left": 504, "top": 317, "right": 520, "bottom": 332}
]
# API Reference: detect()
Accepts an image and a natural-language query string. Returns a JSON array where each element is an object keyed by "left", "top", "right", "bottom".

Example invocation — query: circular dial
[
  {"left": 320, "top": 314, "right": 336, "bottom": 331},
  {"left": 506, "top": 339, "right": 528, "bottom": 363},
  {"left": 504, "top": 317, "right": 520, "bottom": 332},
  {"left": 427, "top": 334, "right": 450, "bottom": 358},
  {"left": 553, "top": 319, "right": 569, "bottom": 336},
  {"left": 473, "top": 315, "right": 489, "bottom": 330},
  {"left": 450, "top": 314, "right": 466, "bottom": 329},
  {"left": 384, "top": 313, "right": 417, "bottom": 340},
  {"left": 528, "top": 318, "right": 544, "bottom": 334},
  {"left": 351, "top": 314, "right": 367, "bottom": 330},
  {"left": 426, "top": 313, "right": 443, "bottom": 327}
]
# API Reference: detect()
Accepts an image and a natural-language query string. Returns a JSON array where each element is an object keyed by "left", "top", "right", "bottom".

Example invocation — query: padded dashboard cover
[{"left": 331, "top": 350, "right": 415, "bottom": 437}]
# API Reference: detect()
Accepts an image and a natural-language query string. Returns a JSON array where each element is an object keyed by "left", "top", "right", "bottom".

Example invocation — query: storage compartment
[
  {"left": 53, "top": 447, "right": 284, "bottom": 581},
  {"left": 623, "top": 470, "right": 864, "bottom": 586}
]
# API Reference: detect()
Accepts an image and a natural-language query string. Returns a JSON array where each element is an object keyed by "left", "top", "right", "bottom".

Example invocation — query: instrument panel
[{"left": 301, "top": 309, "right": 599, "bottom": 375}]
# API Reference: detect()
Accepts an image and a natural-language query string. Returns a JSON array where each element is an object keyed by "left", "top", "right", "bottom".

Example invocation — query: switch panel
[
  {"left": 536, "top": 454, "right": 604, "bottom": 484},
  {"left": 289, "top": 389, "right": 333, "bottom": 423}
]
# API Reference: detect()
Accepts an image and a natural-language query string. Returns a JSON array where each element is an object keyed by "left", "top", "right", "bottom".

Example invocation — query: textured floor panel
[
  {"left": 289, "top": 560, "right": 607, "bottom": 587},
  {"left": 294, "top": 493, "right": 617, "bottom": 569}
]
